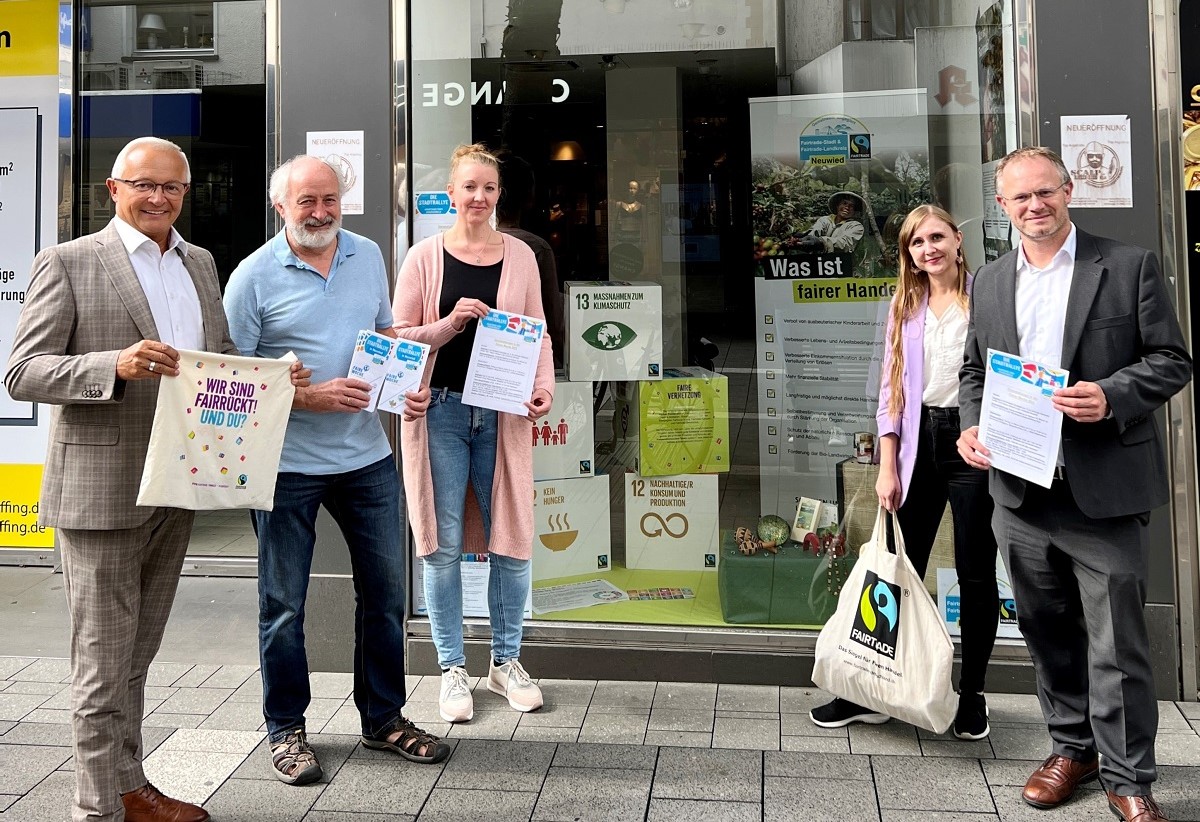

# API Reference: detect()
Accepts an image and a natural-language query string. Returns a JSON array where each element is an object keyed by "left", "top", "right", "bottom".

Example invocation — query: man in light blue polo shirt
[{"left": 224, "top": 155, "right": 449, "bottom": 785}]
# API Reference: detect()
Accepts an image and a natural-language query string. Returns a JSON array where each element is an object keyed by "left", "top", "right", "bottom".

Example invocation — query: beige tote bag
[
  {"left": 812, "top": 505, "right": 957, "bottom": 733},
  {"left": 137, "top": 350, "right": 295, "bottom": 511}
]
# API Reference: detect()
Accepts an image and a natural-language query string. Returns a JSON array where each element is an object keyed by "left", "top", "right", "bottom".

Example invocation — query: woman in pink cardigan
[
  {"left": 809, "top": 204, "right": 999, "bottom": 739},
  {"left": 393, "top": 144, "right": 555, "bottom": 724}
]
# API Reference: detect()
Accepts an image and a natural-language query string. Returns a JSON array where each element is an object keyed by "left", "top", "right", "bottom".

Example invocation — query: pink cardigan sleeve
[{"left": 518, "top": 243, "right": 556, "bottom": 398}]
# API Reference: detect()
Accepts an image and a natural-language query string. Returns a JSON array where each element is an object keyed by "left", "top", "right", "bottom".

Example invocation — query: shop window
[
  {"left": 407, "top": 0, "right": 1018, "bottom": 636},
  {"left": 133, "top": 3, "right": 216, "bottom": 55}
]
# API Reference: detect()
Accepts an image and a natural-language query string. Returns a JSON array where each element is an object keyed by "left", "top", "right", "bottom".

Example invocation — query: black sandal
[{"left": 361, "top": 716, "right": 450, "bottom": 764}]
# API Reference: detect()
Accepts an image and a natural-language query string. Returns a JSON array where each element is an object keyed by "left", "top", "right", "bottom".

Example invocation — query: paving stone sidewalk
[{"left": 1, "top": 658, "right": 1198, "bottom": 820}]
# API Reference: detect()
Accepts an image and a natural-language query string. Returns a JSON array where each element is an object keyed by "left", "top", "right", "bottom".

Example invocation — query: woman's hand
[
  {"left": 875, "top": 467, "right": 902, "bottom": 512},
  {"left": 524, "top": 388, "right": 552, "bottom": 422},
  {"left": 449, "top": 298, "right": 489, "bottom": 332}
]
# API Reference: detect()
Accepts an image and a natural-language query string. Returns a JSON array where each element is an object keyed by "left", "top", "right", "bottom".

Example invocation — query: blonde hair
[
  {"left": 448, "top": 143, "right": 500, "bottom": 184},
  {"left": 885, "top": 204, "right": 970, "bottom": 421}
]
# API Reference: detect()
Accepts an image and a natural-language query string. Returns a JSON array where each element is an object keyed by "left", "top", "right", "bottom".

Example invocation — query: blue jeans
[
  {"left": 424, "top": 389, "right": 530, "bottom": 669},
  {"left": 254, "top": 455, "right": 408, "bottom": 742}
]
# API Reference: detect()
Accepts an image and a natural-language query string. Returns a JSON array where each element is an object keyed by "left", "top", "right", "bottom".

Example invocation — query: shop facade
[{"left": 0, "top": 0, "right": 1196, "bottom": 698}]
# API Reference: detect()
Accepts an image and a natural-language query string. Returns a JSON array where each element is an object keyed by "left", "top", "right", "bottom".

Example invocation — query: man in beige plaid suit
[{"left": 5, "top": 137, "right": 284, "bottom": 822}]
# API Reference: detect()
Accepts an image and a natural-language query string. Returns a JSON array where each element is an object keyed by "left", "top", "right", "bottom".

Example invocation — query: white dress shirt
[
  {"left": 921, "top": 300, "right": 969, "bottom": 408},
  {"left": 1015, "top": 224, "right": 1077, "bottom": 466},
  {"left": 113, "top": 217, "right": 205, "bottom": 351},
  {"left": 1014, "top": 224, "right": 1077, "bottom": 369}
]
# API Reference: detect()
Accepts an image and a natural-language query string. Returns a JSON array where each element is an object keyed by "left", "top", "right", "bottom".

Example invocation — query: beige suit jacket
[{"left": 4, "top": 222, "right": 238, "bottom": 530}]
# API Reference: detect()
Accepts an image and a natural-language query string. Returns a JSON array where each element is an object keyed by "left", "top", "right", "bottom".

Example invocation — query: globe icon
[{"left": 596, "top": 323, "right": 623, "bottom": 349}]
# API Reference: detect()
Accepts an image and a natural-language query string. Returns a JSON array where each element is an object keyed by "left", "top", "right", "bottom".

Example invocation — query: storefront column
[{"left": 274, "top": 0, "right": 396, "bottom": 672}]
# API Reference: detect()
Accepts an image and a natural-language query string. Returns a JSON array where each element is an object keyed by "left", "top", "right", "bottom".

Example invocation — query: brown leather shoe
[
  {"left": 1107, "top": 791, "right": 1170, "bottom": 821},
  {"left": 1021, "top": 754, "right": 1099, "bottom": 808},
  {"left": 121, "top": 783, "right": 210, "bottom": 822}
]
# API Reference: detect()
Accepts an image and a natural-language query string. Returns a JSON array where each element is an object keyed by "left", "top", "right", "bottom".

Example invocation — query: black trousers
[{"left": 892, "top": 405, "right": 1000, "bottom": 694}]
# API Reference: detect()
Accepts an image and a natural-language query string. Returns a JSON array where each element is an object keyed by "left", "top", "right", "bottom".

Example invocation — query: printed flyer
[
  {"left": 378, "top": 339, "right": 430, "bottom": 416},
  {"left": 348, "top": 330, "right": 395, "bottom": 412},
  {"left": 137, "top": 351, "right": 296, "bottom": 510}
]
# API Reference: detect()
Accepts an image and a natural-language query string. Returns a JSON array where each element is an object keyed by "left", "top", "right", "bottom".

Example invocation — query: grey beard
[{"left": 289, "top": 216, "right": 340, "bottom": 250}]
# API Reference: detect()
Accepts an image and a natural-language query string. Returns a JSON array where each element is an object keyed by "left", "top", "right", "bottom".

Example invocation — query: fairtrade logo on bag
[{"left": 850, "top": 571, "right": 901, "bottom": 658}]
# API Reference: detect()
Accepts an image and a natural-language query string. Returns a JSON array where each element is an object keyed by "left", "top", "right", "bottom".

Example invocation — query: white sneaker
[
  {"left": 438, "top": 666, "right": 474, "bottom": 723},
  {"left": 487, "top": 659, "right": 543, "bottom": 712}
]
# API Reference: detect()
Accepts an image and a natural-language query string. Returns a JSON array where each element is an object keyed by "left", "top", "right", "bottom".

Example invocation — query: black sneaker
[
  {"left": 809, "top": 697, "right": 890, "bottom": 728},
  {"left": 953, "top": 692, "right": 990, "bottom": 740}
]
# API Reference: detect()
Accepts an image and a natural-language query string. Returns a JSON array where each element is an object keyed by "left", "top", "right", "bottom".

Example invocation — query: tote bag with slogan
[
  {"left": 812, "top": 506, "right": 957, "bottom": 734},
  {"left": 137, "top": 350, "right": 296, "bottom": 511}
]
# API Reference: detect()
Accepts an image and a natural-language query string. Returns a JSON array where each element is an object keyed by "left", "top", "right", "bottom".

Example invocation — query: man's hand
[
  {"left": 524, "top": 388, "right": 552, "bottom": 422},
  {"left": 449, "top": 298, "right": 489, "bottom": 332},
  {"left": 401, "top": 384, "right": 431, "bottom": 422},
  {"left": 1052, "top": 381, "right": 1109, "bottom": 423},
  {"left": 117, "top": 340, "right": 180, "bottom": 380},
  {"left": 289, "top": 359, "right": 312, "bottom": 388},
  {"left": 294, "top": 378, "right": 372, "bottom": 412},
  {"left": 956, "top": 425, "right": 991, "bottom": 470}
]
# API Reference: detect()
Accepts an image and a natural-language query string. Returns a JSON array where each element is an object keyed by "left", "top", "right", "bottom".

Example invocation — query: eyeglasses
[
  {"left": 1000, "top": 181, "right": 1067, "bottom": 205},
  {"left": 112, "top": 178, "right": 190, "bottom": 198}
]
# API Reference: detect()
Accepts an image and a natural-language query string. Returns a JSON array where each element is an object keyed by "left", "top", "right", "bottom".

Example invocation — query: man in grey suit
[
  {"left": 4, "top": 137, "right": 288, "bottom": 822},
  {"left": 958, "top": 146, "right": 1191, "bottom": 822}
]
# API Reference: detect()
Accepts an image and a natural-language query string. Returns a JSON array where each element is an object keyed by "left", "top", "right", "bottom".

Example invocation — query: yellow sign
[
  {"left": 0, "top": 0, "right": 58, "bottom": 77},
  {"left": 0, "top": 463, "right": 53, "bottom": 548}
]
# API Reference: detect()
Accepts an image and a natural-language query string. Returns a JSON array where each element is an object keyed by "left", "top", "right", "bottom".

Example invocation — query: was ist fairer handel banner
[{"left": 749, "top": 90, "right": 930, "bottom": 521}]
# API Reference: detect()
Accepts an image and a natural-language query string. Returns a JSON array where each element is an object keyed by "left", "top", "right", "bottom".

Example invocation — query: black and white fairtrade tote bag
[{"left": 812, "top": 505, "right": 957, "bottom": 734}]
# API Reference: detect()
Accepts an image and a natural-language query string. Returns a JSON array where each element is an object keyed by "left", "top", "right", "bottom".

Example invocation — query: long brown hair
[{"left": 885, "top": 204, "right": 970, "bottom": 420}]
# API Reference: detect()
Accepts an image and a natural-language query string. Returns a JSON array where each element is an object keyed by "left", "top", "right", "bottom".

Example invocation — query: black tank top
[{"left": 429, "top": 248, "right": 502, "bottom": 392}]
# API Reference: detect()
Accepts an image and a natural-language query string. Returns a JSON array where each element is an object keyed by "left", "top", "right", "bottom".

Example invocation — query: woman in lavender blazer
[{"left": 810, "top": 204, "right": 1000, "bottom": 740}]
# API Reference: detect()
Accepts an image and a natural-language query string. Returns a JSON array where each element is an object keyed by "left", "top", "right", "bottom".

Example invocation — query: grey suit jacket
[
  {"left": 4, "top": 222, "right": 238, "bottom": 530},
  {"left": 960, "top": 229, "right": 1192, "bottom": 519}
]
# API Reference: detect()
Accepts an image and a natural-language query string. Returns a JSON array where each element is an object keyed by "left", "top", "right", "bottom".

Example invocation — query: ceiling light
[{"left": 602, "top": 0, "right": 626, "bottom": 13}]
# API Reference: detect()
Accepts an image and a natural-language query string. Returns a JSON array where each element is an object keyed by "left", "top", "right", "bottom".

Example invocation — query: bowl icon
[{"left": 539, "top": 513, "right": 578, "bottom": 551}]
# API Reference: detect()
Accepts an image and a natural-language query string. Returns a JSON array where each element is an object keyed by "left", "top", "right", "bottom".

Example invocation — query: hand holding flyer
[
  {"left": 461, "top": 310, "right": 545, "bottom": 415},
  {"left": 977, "top": 349, "right": 1069, "bottom": 488},
  {"left": 377, "top": 339, "right": 431, "bottom": 416},
  {"left": 348, "top": 330, "right": 395, "bottom": 412}
]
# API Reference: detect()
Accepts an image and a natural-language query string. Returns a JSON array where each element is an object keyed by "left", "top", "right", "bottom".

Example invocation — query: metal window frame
[{"left": 1148, "top": 0, "right": 1200, "bottom": 701}]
